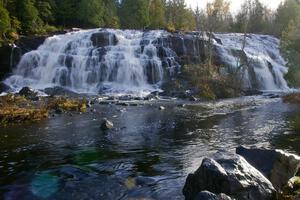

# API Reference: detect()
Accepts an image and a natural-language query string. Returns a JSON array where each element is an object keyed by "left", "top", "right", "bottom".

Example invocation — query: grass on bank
[{"left": 0, "top": 94, "right": 87, "bottom": 125}]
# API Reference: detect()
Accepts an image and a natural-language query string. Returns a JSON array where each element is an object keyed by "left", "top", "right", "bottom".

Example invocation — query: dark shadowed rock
[
  {"left": 19, "top": 87, "right": 38, "bottom": 100},
  {"left": 101, "top": 118, "right": 114, "bottom": 131},
  {"left": 183, "top": 151, "right": 275, "bottom": 200},
  {"left": 91, "top": 31, "right": 118, "bottom": 47},
  {"left": 236, "top": 146, "right": 300, "bottom": 189},
  {"left": 194, "top": 191, "right": 232, "bottom": 200},
  {"left": 44, "top": 86, "right": 79, "bottom": 97},
  {"left": 0, "top": 82, "right": 11, "bottom": 93}
]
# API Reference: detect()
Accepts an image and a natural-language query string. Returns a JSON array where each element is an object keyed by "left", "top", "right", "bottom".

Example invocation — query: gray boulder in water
[
  {"left": 101, "top": 118, "right": 114, "bottom": 131},
  {"left": 194, "top": 191, "right": 232, "bottom": 200},
  {"left": 236, "top": 146, "right": 300, "bottom": 190},
  {"left": 183, "top": 151, "right": 276, "bottom": 200}
]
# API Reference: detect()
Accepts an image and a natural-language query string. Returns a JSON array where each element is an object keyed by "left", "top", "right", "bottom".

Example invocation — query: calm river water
[{"left": 0, "top": 95, "right": 299, "bottom": 200}]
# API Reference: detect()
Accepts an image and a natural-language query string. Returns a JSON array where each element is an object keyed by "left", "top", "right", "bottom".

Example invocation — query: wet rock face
[
  {"left": 0, "top": 82, "right": 11, "bottom": 93},
  {"left": 90, "top": 31, "right": 118, "bottom": 47},
  {"left": 236, "top": 146, "right": 300, "bottom": 190},
  {"left": 183, "top": 151, "right": 276, "bottom": 200},
  {"left": 194, "top": 191, "right": 232, "bottom": 200},
  {"left": 155, "top": 33, "right": 206, "bottom": 65}
]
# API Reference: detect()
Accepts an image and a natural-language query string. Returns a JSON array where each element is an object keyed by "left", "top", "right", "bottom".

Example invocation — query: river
[{"left": 0, "top": 95, "right": 299, "bottom": 200}]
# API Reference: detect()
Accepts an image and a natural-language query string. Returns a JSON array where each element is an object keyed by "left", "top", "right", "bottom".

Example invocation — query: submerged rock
[
  {"left": 183, "top": 151, "right": 275, "bottom": 200},
  {"left": 101, "top": 118, "right": 114, "bottom": 131},
  {"left": 236, "top": 146, "right": 300, "bottom": 190}
]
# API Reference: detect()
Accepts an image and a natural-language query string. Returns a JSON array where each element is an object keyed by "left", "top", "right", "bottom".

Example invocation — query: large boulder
[
  {"left": 90, "top": 31, "right": 118, "bottom": 47},
  {"left": 183, "top": 151, "right": 276, "bottom": 200},
  {"left": 236, "top": 146, "right": 300, "bottom": 190}
]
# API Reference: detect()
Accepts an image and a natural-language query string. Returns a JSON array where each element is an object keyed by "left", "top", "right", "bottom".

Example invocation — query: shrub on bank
[
  {"left": 165, "top": 63, "right": 242, "bottom": 100},
  {"left": 283, "top": 93, "right": 300, "bottom": 104}
]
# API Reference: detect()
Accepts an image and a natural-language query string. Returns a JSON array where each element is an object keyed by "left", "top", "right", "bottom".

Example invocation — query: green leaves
[{"left": 120, "top": 0, "right": 150, "bottom": 29}]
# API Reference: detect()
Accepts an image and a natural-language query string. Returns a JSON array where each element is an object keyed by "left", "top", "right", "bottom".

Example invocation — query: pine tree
[
  {"left": 103, "top": 0, "right": 120, "bottom": 28},
  {"left": 0, "top": 1, "right": 11, "bottom": 42},
  {"left": 274, "top": 0, "right": 300, "bottom": 37},
  {"left": 16, "top": 0, "right": 43, "bottom": 34},
  {"left": 120, "top": 0, "right": 150, "bottom": 29},
  {"left": 35, "top": 0, "right": 55, "bottom": 23},
  {"left": 281, "top": 15, "right": 300, "bottom": 86},
  {"left": 78, "top": 0, "right": 105, "bottom": 28},
  {"left": 55, "top": 0, "right": 77, "bottom": 27},
  {"left": 149, "top": 0, "right": 165, "bottom": 29},
  {"left": 165, "top": 0, "right": 196, "bottom": 31}
]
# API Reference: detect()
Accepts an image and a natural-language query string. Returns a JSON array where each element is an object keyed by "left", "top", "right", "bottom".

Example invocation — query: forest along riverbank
[{"left": 0, "top": 91, "right": 299, "bottom": 199}]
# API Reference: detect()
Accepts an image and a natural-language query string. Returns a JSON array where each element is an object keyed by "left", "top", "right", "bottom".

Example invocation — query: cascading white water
[
  {"left": 5, "top": 29, "right": 166, "bottom": 95},
  {"left": 213, "top": 33, "right": 289, "bottom": 91},
  {"left": 4, "top": 29, "right": 290, "bottom": 96}
]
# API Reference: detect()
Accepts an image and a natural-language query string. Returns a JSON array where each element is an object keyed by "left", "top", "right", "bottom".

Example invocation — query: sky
[{"left": 185, "top": 0, "right": 284, "bottom": 12}]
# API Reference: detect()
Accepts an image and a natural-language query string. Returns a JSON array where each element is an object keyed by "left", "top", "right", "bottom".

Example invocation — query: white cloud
[{"left": 185, "top": 0, "right": 284, "bottom": 11}]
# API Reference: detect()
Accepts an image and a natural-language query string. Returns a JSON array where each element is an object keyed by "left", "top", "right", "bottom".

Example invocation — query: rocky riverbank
[
  {"left": 0, "top": 87, "right": 87, "bottom": 125},
  {"left": 183, "top": 146, "right": 300, "bottom": 200}
]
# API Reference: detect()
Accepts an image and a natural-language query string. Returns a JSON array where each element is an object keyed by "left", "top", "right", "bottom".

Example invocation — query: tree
[
  {"left": 206, "top": 0, "right": 232, "bottom": 32},
  {"left": 281, "top": 15, "right": 300, "bottom": 86},
  {"left": 35, "top": 0, "right": 55, "bottom": 23},
  {"left": 274, "top": 0, "right": 300, "bottom": 37},
  {"left": 194, "top": 6, "right": 207, "bottom": 31},
  {"left": 165, "top": 0, "right": 196, "bottom": 31},
  {"left": 55, "top": 0, "right": 77, "bottom": 27},
  {"left": 78, "top": 0, "right": 105, "bottom": 28},
  {"left": 16, "top": 0, "right": 43, "bottom": 34},
  {"left": 232, "top": 0, "right": 273, "bottom": 34},
  {"left": 103, "top": 0, "right": 120, "bottom": 28},
  {"left": 120, "top": 0, "right": 150, "bottom": 29},
  {"left": 0, "top": 1, "right": 11, "bottom": 42},
  {"left": 149, "top": 0, "right": 165, "bottom": 29}
]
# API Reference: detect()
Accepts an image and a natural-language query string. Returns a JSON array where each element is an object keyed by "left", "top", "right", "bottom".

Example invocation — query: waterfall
[
  {"left": 213, "top": 33, "right": 289, "bottom": 91},
  {"left": 4, "top": 29, "right": 289, "bottom": 96},
  {"left": 5, "top": 29, "right": 168, "bottom": 95}
]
